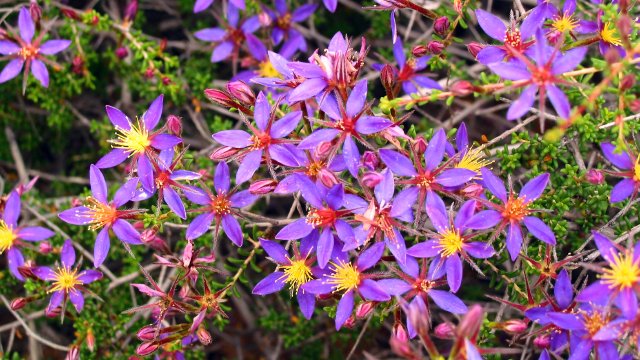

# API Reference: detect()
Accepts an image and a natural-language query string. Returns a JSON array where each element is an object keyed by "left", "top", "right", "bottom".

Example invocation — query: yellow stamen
[
  {"left": 438, "top": 229, "right": 464, "bottom": 257},
  {"left": 502, "top": 197, "right": 530, "bottom": 222},
  {"left": 0, "top": 220, "right": 17, "bottom": 254},
  {"left": 600, "top": 22, "right": 622, "bottom": 47},
  {"left": 456, "top": 147, "right": 493, "bottom": 174},
  {"left": 109, "top": 119, "right": 151, "bottom": 155},
  {"left": 279, "top": 259, "right": 313, "bottom": 294},
  {"left": 50, "top": 267, "right": 82, "bottom": 293},
  {"left": 84, "top": 197, "right": 118, "bottom": 230},
  {"left": 601, "top": 251, "right": 640, "bottom": 290},
  {"left": 326, "top": 261, "right": 361, "bottom": 293},
  {"left": 552, "top": 14, "right": 579, "bottom": 33},
  {"left": 633, "top": 156, "right": 640, "bottom": 182},
  {"left": 258, "top": 61, "right": 282, "bottom": 78},
  {"left": 582, "top": 310, "right": 609, "bottom": 336},
  {"left": 211, "top": 195, "right": 231, "bottom": 215},
  {"left": 18, "top": 45, "right": 38, "bottom": 60}
]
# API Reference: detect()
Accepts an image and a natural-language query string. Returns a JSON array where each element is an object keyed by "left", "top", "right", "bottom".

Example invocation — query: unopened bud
[
  {"left": 618, "top": 15, "right": 632, "bottom": 37},
  {"left": 204, "top": 89, "right": 237, "bottom": 108},
  {"left": 380, "top": 64, "right": 397, "bottom": 94},
  {"left": 317, "top": 169, "right": 339, "bottom": 187},
  {"left": 314, "top": 142, "right": 334, "bottom": 158},
  {"left": 0, "top": 29, "right": 7, "bottom": 40},
  {"left": 18, "top": 261, "right": 35, "bottom": 279},
  {"left": 434, "top": 17, "right": 450, "bottom": 36},
  {"left": 209, "top": 146, "right": 239, "bottom": 160},
  {"left": 137, "top": 326, "right": 156, "bottom": 341},
  {"left": 499, "top": 319, "right": 527, "bottom": 334},
  {"left": 390, "top": 323, "right": 412, "bottom": 357},
  {"left": 604, "top": 48, "right": 620, "bottom": 64},
  {"left": 534, "top": 334, "right": 550, "bottom": 349},
  {"left": 30, "top": 3, "right": 42, "bottom": 24},
  {"left": 412, "top": 138, "right": 427, "bottom": 154},
  {"left": 466, "top": 42, "right": 484, "bottom": 58},
  {"left": 159, "top": 38, "right": 167, "bottom": 53},
  {"left": 136, "top": 342, "right": 159, "bottom": 356},
  {"left": 166, "top": 115, "right": 182, "bottom": 136},
  {"left": 61, "top": 9, "right": 81, "bottom": 20},
  {"left": 620, "top": 74, "right": 635, "bottom": 91},
  {"left": 343, "top": 316, "right": 356, "bottom": 329},
  {"left": 65, "top": 345, "right": 80, "bottom": 360},
  {"left": 546, "top": 30, "right": 563, "bottom": 46},
  {"left": 356, "top": 302, "right": 375, "bottom": 319},
  {"left": 458, "top": 304, "right": 484, "bottom": 338},
  {"left": 412, "top": 45, "right": 428, "bottom": 58},
  {"left": 585, "top": 169, "right": 604, "bottom": 185},
  {"left": 434, "top": 322, "right": 455, "bottom": 339},
  {"left": 71, "top": 197, "right": 83, "bottom": 207},
  {"left": 86, "top": 328, "right": 96, "bottom": 352},
  {"left": 259, "top": 12, "right": 272, "bottom": 27},
  {"left": 362, "top": 151, "right": 379, "bottom": 170},
  {"left": 453, "top": 0, "right": 462, "bottom": 13},
  {"left": 461, "top": 183, "right": 484, "bottom": 197},
  {"left": 630, "top": 99, "right": 640, "bottom": 113},
  {"left": 144, "top": 67, "right": 155, "bottom": 79},
  {"left": 39, "top": 241, "right": 52, "bottom": 254},
  {"left": 427, "top": 41, "right": 444, "bottom": 55},
  {"left": 249, "top": 179, "right": 278, "bottom": 195},
  {"left": 450, "top": 80, "right": 475, "bottom": 97},
  {"left": 362, "top": 172, "right": 383, "bottom": 188},
  {"left": 226, "top": 81, "right": 256, "bottom": 105},
  {"left": 162, "top": 77, "right": 171, "bottom": 85},
  {"left": 72, "top": 56, "right": 84, "bottom": 75},
  {"left": 11, "top": 297, "right": 28, "bottom": 310},
  {"left": 197, "top": 327, "right": 212, "bottom": 345},
  {"left": 124, "top": 0, "right": 138, "bottom": 22}
]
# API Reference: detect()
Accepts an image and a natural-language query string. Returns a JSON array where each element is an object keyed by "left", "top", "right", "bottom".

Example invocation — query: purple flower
[
  {"left": 264, "top": 0, "right": 316, "bottom": 53},
  {"left": 597, "top": 11, "right": 624, "bottom": 56},
  {"left": 276, "top": 182, "right": 354, "bottom": 268},
  {"left": 194, "top": 4, "right": 260, "bottom": 62},
  {"left": 251, "top": 50, "right": 299, "bottom": 93},
  {"left": 232, "top": 34, "right": 297, "bottom": 84},
  {"left": 322, "top": 0, "right": 337, "bottom": 12},
  {"left": 447, "top": 122, "right": 493, "bottom": 176},
  {"left": 466, "top": 169, "right": 556, "bottom": 260},
  {"left": 301, "top": 242, "right": 391, "bottom": 330},
  {"left": 487, "top": 30, "right": 587, "bottom": 120},
  {"left": 407, "top": 196, "right": 495, "bottom": 292},
  {"left": 193, "top": 0, "right": 245, "bottom": 13},
  {"left": 574, "top": 232, "right": 640, "bottom": 319},
  {"left": 95, "top": 95, "right": 182, "bottom": 193},
  {"left": 600, "top": 142, "right": 639, "bottom": 203},
  {"left": 183, "top": 161, "right": 257, "bottom": 246},
  {"left": 0, "top": 7, "right": 71, "bottom": 92},
  {"left": 297, "top": 79, "right": 392, "bottom": 177},
  {"left": 372, "top": 38, "right": 441, "bottom": 95},
  {"left": 32, "top": 239, "right": 103, "bottom": 314},
  {"left": 546, "top": 0, "right": 597, "bottom": 40},
  {"left": 378, "top": 255, "right": 467, "bottom": 337},
  {"left": 58, "top": 165, "right": 143, "bottom": 267},
  {"left": 252, "top": 238, "right": 319, "bottom": 319},
  {"left": 0, "top": 191, "right": 54, "bottom": 280},
  {"left": 212, "top": 91, "right": 302, "bottom": 184}
]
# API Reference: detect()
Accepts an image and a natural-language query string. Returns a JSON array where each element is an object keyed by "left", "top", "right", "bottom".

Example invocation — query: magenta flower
[
  {"left": 297, "top": 79, "right": 392, "bottom": 177},
  {"left": 600, "top": 142, "right": 639, "bottom": 203},
  {"left": 466, "top": 169, "right": 556, "bottom": 260},
  {"left": 58, "top": 165, "right": 143, "bottom": 267},
  {"left": 407, "top": 196, "right": 495, "bottom": 292},
  {"left": 0, "top": 191, "right": 54, "bottom": 280},
  {"left": 212, "top": 91, "right": 302, "bottom": 184},
  {"left": 184, "top": 161, "right": 256, "bottom": 246},
  {"left": 301, "top": 242, "right": 390, "bottom": 330},
  {"left": 0, "top": 7, "right": 70, "bottom": 91},
  {"left": 32, "top": 239, "right": 102, "bottom": 315},
  {"left": 95, "top": 95, "right": 182, "bottom": 193}
]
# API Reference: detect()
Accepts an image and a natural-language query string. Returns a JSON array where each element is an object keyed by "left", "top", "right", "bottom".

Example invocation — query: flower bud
[
  {"left": 412, "top": 45, "right": 428, "bottom": 58},
  {"left": 166, "top": 115, "right": 182, "bottom": 136},
  {"left": 380, "top": 64, "right": 397, "bottom": 94},
  {"left": 466, "top": 42, "right": 484, "bottom": 58},
  {"left": 427, "top": 41, "right": 444, "bottom": 55},
  {"left": 259, "top": 12, "right": 272, "bottom": 27},
  {"left": 461, "top": 183, "right": 484, "bottom": 197},
  {"left": 434, "top": 17, "right": 450, "bottom": 36},
  {"left": 434, "top": 322, "right": 455, "bottom": 339},
  {"left": 534, "top": 334, "right": 550, "bottom": 349},
  {"left": 226, "top": 81, "right": 256, "bottom": 105},
  {"left": 362, "top": 172, "right": 383, "bottom": 188},
  {"left": 71, "top": 197, "right": 83, "bottom": 207},
  {"left": 356, "top": 301, "right": 375, "bottom": 319},
  {"left": 209, "top": 146, "right": 239, "bottom": 160},
  {"left": 604, "top": 47, "right": 621, "bottom": 64},
  {"left": 11, "top": 297, "right": 28, "bottom": 310},
  {"left": 137, "top": 326, "right": 157, "bottom": 341},
  {"left": 314, "top": 142, "right": 334, "bottom": 159},
  {"left": 618, "top": 15, "right": 632, "bottom": 37},
  {"left": 390, "top": 323, "right": 412, "bottom": 358},
  {"left": 144, "top": 67, "right": 155, "bottom": 79},
  {"left": 46, "top": 306, "right": 62, "bottom": 318},
  {"left": 249, "top": 179, "right": 278, "bottom": 195},
  {"left": 30, "top": 3, "right": 42, "bottom": 24},
  {"left": 584, "top": 169, "right": 604, "bottom": 184},
  {"left": 124, "top": 0, "right": 138, "bottom": 23},
  {"left": 458, "top": 304, "right": 484, "bottom": 338},
  {"left": 204, "top": 89, "right": 237, "bottom": 108},
  {"left": 197, "top": 327, "right": 212, "bottom": 345},
  {"left": 162, "top": 77, "right": 172, "bottom": 85},
  {"left": 115, "top": 47, "right": 128, "bottom": 59},
  {"left": 317, "top": 169, "right": 339, "bottom": 187},
  {"left": 412, "top": 138, "right": 427, "bottom": 154},
  {"left": 72, "top": 56, "right": 85, "bottom": 75},
  {"left": 0, "top": 29, "right": 7, "bottom": 40},
  {"left": 39, "top": 241, "right": 52, "bottom": 254},
  {"left": 343, "top": 316, "right": 356, "bottom": 329},
  {"left": 65, "top": 345, "right": 80, "bottom": 360},
  {"left": 500, "top": 319, "right": 527, "bottom": 334},
  {"left": 620, "top": 74, "right": 635, "bottom": 91},
  {"left": 18, "top": 261, "right": 35, "bottom": 279},
  {"left": 86, "top": 328, "right": 96, "bottom": 352},
  {"left": 630, "top": 99, "right": 640, "bottom": 113},
  {"left": 61, "top": 9, "right": 81, "bottom": 21},
  {"left": 136, "top": 342, "right": 159, "bottom": 356},
  {"left": 362, "top": 151, "right": 379, "bottom": 170},
  {"left": 546, "top": 30, "right": 563, "bottom": 46},
  {"left": 450, "top": 80, "right": 475, "bottom": 97}
]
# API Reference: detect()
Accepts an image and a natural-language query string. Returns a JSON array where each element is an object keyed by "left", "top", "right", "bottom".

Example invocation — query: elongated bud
[
  {"left": 534, "top": 334, "right": 550, "bottom": 349},
  {"left": 434, "top": 322, "right": 455, "bottom": 339},
  {"left": 30, "top": 2, "right": 42, "bottom": 24},
  {"left": 499, "top": 319, "right": 527, "bottom": 334},
  {"left": 362, "top": 151, "right": 379, "bottom": 170},
  {"left": 412, "top": 138, "right": 427, "bottom": 154},
  {"left": 65, "top": 345, "right": 80, "bottom": 360},
  {"left": 620, "top": 74, "right": 635, "bottom": 91},
  {"left": 226, "top": 81, "right": 256, "bottom": 105},
  {"left": 458, "top": 304, "right": 484, "bottom": 338},
  {"left": 72, "top": 56, "right": 85, "bottom": 75},
  {"left": 427, "top": 41, "right": 444, "bottom": 55},
  {"left": 86, "top": 328, "right": 96, "bottom": 352},
  {"left": 585, "top": 169, "right": 604, "bottom": 185},
  {"left": 356, "top": 302, "right": 375, "bottom": 319},
  {"left": 630, "top": 99, "right": 640, "bottom": 113},
  {"left": 450, "top": 81, "right": 475, "bottom": 97},
  {"left": 390, "top": 323, "right": 412, "bottom": 358},
  {"left": 466, "top": 42, "right": 483, "bottom": 58},
  {"left": 61, "top": 9, "right": 81, "bottom": 20},
  {"left": 39, "top": 241, "right": 52, "bottom": 254},
  {"left": 380, "top": 64, "right": 397, "bottom": 95},
  {"left": 210, "top": 146, "right": 239, "bottom": 160},
  {"left": 362, "top": 172, "right": 383, "bottom": 188},
  {"left": 434, "top": 17, "right": 450, "bottom": 36},
  {"left": 18, "top": 261, "right": 35, "bottom": 279},
  {"left": 343, "top": 316, "right": 356, "bottom": 329},
  {"left": 197, "top": 327, "right": 212, "bottom": 345},
  {"left": 461, "top": 183, "right": 484, "bottom": 197},
  {"left": 166, "top": 115, "right": 182, "bottom": 136},
  {"left": 250, "top": 179, "right": 278, "bottom": 195},
  {"left": 140, "top": 228, "right": 158, "bottom": 245},
  {"left": 317, "top": 169, "right": 339, "bottom": 187},
  {"left": 136, "top": 342, "right": 159, "bottom": 356},
  {"left": 11, "top": 297, "right": 28, "bottom": 310},
  {"left": 204, "top": 89, "right": 237, "bottom": 108},
  {"left": 137, "top": 326, "right": 156, "bottom": 341},
  {"left": 124, "top": 0, "right": 138, "bottom": 22},
  {"left": 412, "top": 45, "right": 428, "bottom": 58},
  {"left": 315, "top": 142, "right": 334, "bottom": 158}
]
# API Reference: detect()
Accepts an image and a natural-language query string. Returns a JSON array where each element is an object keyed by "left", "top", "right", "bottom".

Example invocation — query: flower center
[
  {"left": 19, "top": 45, "right": 38, "bottom": 60},
  {"left": 110, "top": 119, "right": 151, "bottom": 155},
  {"left": 211, "top": 195, "right": 231, "bottom": 215},
  {"left": 552, "top": 14, "right": 578, "bottom": 32},
  {"left": 633, "top": 157, "right": 640, "bottom": 182},
  {"left": 0, "top": 220, "right": 17, "bottom": 254},
  {"left": 414, "top": 173, "right": 434, "bottom": 189},
  {"left": 201, "top": 293, "right": 221, "bottom": 309},
  {"left": 85, "top": 197, "right": 118, "bottom": 230},
  {"left": 600, "top": 22, "right": 622, "bottom": 46},
  {"left": 276, "top": 13, "right": 292, "bottom": 30},
  {"left": 51, "top": 267, "right": 83, "bottom": 293},
  {"left": 280, "top": 259, "right": 313, "bottom": 293},
  {"left": 326, "top": 261, "right": 361, "bottom": 293},
  {"left": 155, "top": 171, "right": 170, "bottom": 188},
  {"left": 502, "top": 196, "right": 530, "bottom": 222},
  {"left": 414, "top": 279, "right": 434, "bottom": 293},
  {"left": 306, "top": 208, "right": 337, "bottom": 228},
  {"left": 356, "top": 202, "right": 396, "bottom": 240},
  {"left": 582, "top": 311, "right": 609, "bottom": 337},
  {"left": 504, "top": 29, "right": 522, "bottom": 49},
  {"left": 456, "top": 147, "right": 492, "bottom": 173},
  {"left": 601, "top": 251, "right": 640, "bottom": 290},
  {"left": 438, "top": 229, "right": 464, "bottom": 257},
  {"left": 335, "top": 119, "right": 355, "bottom": 134},
  {"left": 250, "top": 133, "right": 271, "bottom": 150},
  {"left": 531, "top": 66, "right": 553, "bottom": 86},
  {"left": 258, "top": 61, "right": 282, "bottom": 78},
  {"left": 306, "top": 161, "right": 325, "bottom": 176}
]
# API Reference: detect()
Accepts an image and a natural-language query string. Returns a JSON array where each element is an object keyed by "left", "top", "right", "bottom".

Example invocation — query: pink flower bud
[
  {"left": 226, "top": 81, "right": 256, "bottom": 105},
  {"left": 621, "top": 74, "right": 635, "bottom": 91},
  {"left": 458, "top": 305, "right": 484, "bottom": 338},
  {"left": 461, "top": 183, "right": 484, "bottom": 197},
  {"left": 204, "top": 89, "right": 237, "bottom": 108},
  {"left": 115, "top": 47, "right": 129, "bottom": 59},
  {"left": 136, "top": 342, "right": 159, "bottom": 356},
  {"left": 259, "top": 12, "right": 272, "bottom": 26},
  {"left": 124, "top": 0, "right": 138, "bottom": 22},
  {"left": 18, "top": 261, "right": 35, "bottom": 279},
  {"left": 197, "top": 327, "right": 212, "bottom": 345},
  {"left": 466, "top": 42, "right": 484, "bottom": 58},
  {"left": 39, "top": 241, "right": 52, "bottom": 254},
  {"left": 65, "top": 345, "right": 80, "bottom": 360},
  {"left": 434, "top": 17, "right": 450, "bottom": 36},
  {"left": 343, "top": 316, "right": 356, "bottom": 329},
  {"left": 500, "top": 319, "right": 527, "bottom": 334},
  {"left": 11, "top": 297, "right": 28, "bottom": 310},
  {"left": 210, "top": 146, "right": 239, "bottom": 160},
  {"left": 412, "top": 45, "right": 428, "bottom": 58},
  {"left": 534, "top": 334, "right": 550, "bottom": 349},
  {"left": 30, "top": 3, "right": 42, "bottom": 24},
  {"left": 72, "top": 56, "right": 85, "bottom": 75},
  {"left": 71, "top": 197, "right": 83, "bottom": 207},
  {"left": 434, "top": 322, "right": 455, "bottom": 339},
  {"left": 362, "top": 151, "right": 379, "bottom": 170},
  {"left": 390, "top": 323, "right": 412, "bottom": 358},
  {"left": 546, "top": 30, "right": 563, "bottom": 46},
  {"left": 618, "top": 15, "right": 632, "bottom": 37},
  {"left": 166, "top": 115, "right": 182, "bottom": 136},
  {"left": 427, "top": 41, "right": 444, "bottom": 55},
  {"left": 140, "top": 228, "right": 158, "bottom": 244},
  {"left": 380, "top": 64, "right": 397, "bottom": 94},
  {"left": 250, "top": 179, "right": 278, "bottom": 195},
  {"left": 317, "top": 169, "right": 339, "bottom": 187},
  {"left": 61, "top": 9, "right": 81, "bottom": 21},
  {"left": 144, "top": 67, "right": 155, "bottom": 79},
  {"left": 162, "top": 77, "right": 172, "bottom": 85},
  {"left": 450, "top": 81, "right": 475, "bottom": 97},
  {"left": 362, "top": 172, "right": 383, "bottom": 188},
  {"left": 86, "top": 328, "right": 96, "bottom": 352},
  {"left": 585, "top": 169, "right": 604, "bottom": 185},
  {"left": 630, "top": 99, "right": 640, "bottom": 113},
  {"left": 356, "top": 302, "right": 375, "bottom": 319},
  {"left": 314, "top": 142, "right": 334, "bottom": 158},
  {"left": 412, "top": 138, "right": 427, "bottom": 154},
  {"left": 137, "top": 326, "right": 157, "bottom": 342}
]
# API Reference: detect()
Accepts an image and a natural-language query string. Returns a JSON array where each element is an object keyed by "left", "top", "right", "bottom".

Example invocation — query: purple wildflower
[
  {"left": 0, "top": 7, "right": 71, "bottom": 91},
  {"left": 545, "top": 0, "right": 597, "bottom": 42},
  {"left": 58, "top": 165, "right": 143, "bottom": 267},
  {"left": 233, "top": 34, "right": 297, "bottom": 83},
  {"left": 466, "top": 169, "right": 556, "bottom": 260},
  {"left": 597, "top": 11, "right": 624, "bottom": 56},
  {"left": 600, "top": 142, "right": 639, "bottom": 203},
  {"left": 183, "top": 161, "right": 257, "bottom": 246},
  {"left": 264, "top": 0, "right": 316, "bottom": 53},
  {"left": 407, "top": 196, "right": 495, "bottom": 292},
  {"left": 301, "top": 242, "right": 391, "bottom": 330},
  {"left": 32, "top": 239, "right": 103, "bottom": 314},
  {"left": 0, "top": 191, "right": 55, "bottom": 280},
  {"left": 193, "top": 0, "right": 245, "bottom": 13},
  {"left": 322, "top": 0, "right": 337, "bottom": 13},
  {"left": 95, "top": 95, "right": 182, "bottom": 193}
]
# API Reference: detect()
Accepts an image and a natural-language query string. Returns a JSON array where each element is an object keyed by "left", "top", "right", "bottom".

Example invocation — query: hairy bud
[
  {"left": 197, "top": 327, "right": 212, "bottom": 345},
  {"left": 356, "top": 302, "right": 375, "bottom": 319},
  {"left": 466, "top": 42, "right": 484, "bottom": 58},
  {"left": 434, "top": 17, "right": 450, "bottom": 36},
  {"left": 499, "top": 319, "right": 527, "bottom": 334},
  {"left": 30, "top": 3, "right": 42, "bottom": 24},
  {"left": 250, "top": 179, "right": 278, "bottom": 195},
  {"left": 381, "top": 64, "right": 397, "bottom": 95},
  {"left": 227, "top": 81, "right": 256, "bottom": 105},
  {"left": 427, "top": 41, "right": 444, "bottom": 55},
  {"left": 412, "top": 138, "right": 427, "bottom": 154},
  {"left": 209, "top": 146, "right": 239, "bottom": 160},
  {"left": 136, "top": 342, "right": 159, "bottom": 356},
  {"left": 204, "top": 89, "right": 237, "bottom": 108},
  {"left": 11, "top": 297, "right": 28, "bottom": 310},
  {"left": 362, "top": 172, "right": 383, "bottom": 187},
  {"left": 434, "top": 322, "right": 455, "bottom": 339},
  {"left": 412, "top": 45, "right": 428, "bottom": 58},
  {"left": 166, "top": 115, "right": 182, "bottom": 136}
]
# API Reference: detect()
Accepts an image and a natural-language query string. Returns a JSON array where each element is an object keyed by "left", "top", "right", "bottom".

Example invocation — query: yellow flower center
[
  {"left": 582, "top": 310, "right": 609, "bottom": 336},
  {"left": 0, "top": 220, "right": 17, "bottom": 254},
  {"left": 258, "top": 61, "right": 282, "bottom": 78},
  {"left": 456, "top": 147, "right": 493, "bottom": 174},
  {"left": 600, "top": 22, "right": 622, "bottom": 46},
  {"left": 19, "top": 45, "right": 38, "bottom": 60},
  {"left": 280, "top": 259, "right": 313, "bottom": 294},
  {"left": 50, "top": 267, "right": 83, "bottom": 293},
  {"left": 552, "top": 14, "right": 579, "bottom": 33},
  {"left": 85, "top": 197, "right": 118, "bottom": 230},
  {"left": 326, "top": 261, "right": 361, "bottom": 293},
  {"left": 438, "top": 229, "right": 464, "bottom": 257},
  {"left": 502, "top": 196, "right": 530, "bottom": 222},
  {"left": 109, "top": 119, "right": 151, "bottom": 155},
  {"left": 306, "top": 208, "right": 337, "bottom": 228},
  {"left": 211, "top": 195, "right": 231, "bottom": 215},
  {"left": 601, "top": 251, "right": 640, "bottom": 290},
  {"left": 306, "top": 161, "right": 325, "bottom": 176},
  {"left": 633, "top": 157, "right": 640, "bottom": 182}
]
